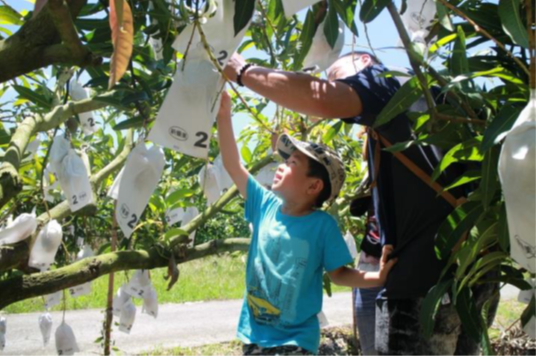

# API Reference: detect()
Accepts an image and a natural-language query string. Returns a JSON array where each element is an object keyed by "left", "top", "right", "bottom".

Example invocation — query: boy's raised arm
[{"left": 216, "top": 91, "right": 249, "bottom": 199}]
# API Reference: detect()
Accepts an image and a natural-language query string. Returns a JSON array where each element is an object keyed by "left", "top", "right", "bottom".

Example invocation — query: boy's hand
[
  {"left": 217, "top": 91, "right": 231, "bottom": 122},
  {"left": 379, "top": 245, "right": 397, "bottom": 282}
]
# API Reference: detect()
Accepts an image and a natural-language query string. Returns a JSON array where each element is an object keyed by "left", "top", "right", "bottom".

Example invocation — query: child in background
[{"left": 216, "top": 91, "right": 396, "bottom": 355}]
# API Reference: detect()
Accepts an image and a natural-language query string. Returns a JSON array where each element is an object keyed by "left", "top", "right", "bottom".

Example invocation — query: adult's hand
[{"left": 223, "top": 53, "right": 246, "bottom": 82}]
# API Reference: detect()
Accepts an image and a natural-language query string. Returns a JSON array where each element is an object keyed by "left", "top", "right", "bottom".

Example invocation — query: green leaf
[
  {"left": 456, "top": 287, "right": 482, "bottom": 342},
  {"left": 498, "top": 0, "right": 529, "bottom": 48},
  {"left": 436, "top": 1, "right": 453, "bottom": 31},
  {"left": 332, "top": 0, "right": 358, "bottom": 37},
  {"left": 463, "top": 251, "right": 508, "bottom": 290},
  {"left": 455, "top": 222, "right": 498, "bottom": 281},
  {"left": 233, "top": 0, "right": 255, "bottom": 36},
  {"left": 359, "top": 0, "right": 390, "bottom": 23},
  {"left": 163, "top": 228, "right": 189, "bottom": 242},
  {"left": 436, "top": 201, "right": 484, "bottom": 260},
  {"left": 322, "top": 272, "right": 333, "bottom": 297},
  {"left": 323, "top": 121, "right": 343, "bottom": 142},
  {"left": 497, "top": 203, "right": 510, "bottom": 252},
  {"left": 241, "top": 145, "right": 252, "bottom": 164},
  {"left": 480, "top": 147, "right": 499, "bottom": 210},
  {"left": 112, "top": 116, "right": 145, "bottom": 130},
  {"left": 442, "top": 170, "right": 481, "bottom": 192},
  {"left": 432, "top": 137, "right": 483, "bottom": 182},
  {"left": 374, "top": 76, "right": 422, "bottom": 127},
  {"left": 13, "top": 85, "right": 51, "bottom": 109},
  {"left": 481, "top": 104, "right": 522, "bottom": 151},
  {"left": 293, "top": 9, "right": 316, "bottom": 71},
  {"left": 420, "top": 279, "right": 453, "bottom": 339},
  {"left": 450, "top": 26, "right": 468, "bottom": 77},
  {"left": 324, "top": 0, "right": 339, "bottom": 49},
  {"left": 166, "top": 188, "right": 196, "bottom": 205},
  {"left": 521, "top": 295, "right": 536, "bottom": 328},
  {"left": 0, "top": 5, "right": 23, "bottom": 25}
]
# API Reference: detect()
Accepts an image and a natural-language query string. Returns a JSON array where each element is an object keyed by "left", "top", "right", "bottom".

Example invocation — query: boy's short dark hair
[{"left": 307, "top": 157, "right": 331, "bottom": 208}]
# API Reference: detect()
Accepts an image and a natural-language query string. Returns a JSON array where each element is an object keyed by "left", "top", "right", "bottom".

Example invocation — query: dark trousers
[{"left": 375, "top": 280, "right": 500, "bottom": 355}]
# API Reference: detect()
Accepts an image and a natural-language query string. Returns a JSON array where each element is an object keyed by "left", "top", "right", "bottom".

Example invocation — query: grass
[
  {"left": 4, "top": 251, "right": 348, "bottom": 314},
  {"left": 488, "top": 297, "right": 528, "bottom": 340}
]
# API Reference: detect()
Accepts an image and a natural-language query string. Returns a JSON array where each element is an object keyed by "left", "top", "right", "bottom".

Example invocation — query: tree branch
[
  {"left": 0, "top": 131, "right": 134, "bottom": 273},
  {"left": 0, "top": 238, "right": 251, "bottom": 310},
  {"left": 0, "top": 92, "right": 117, "bottom": 209},
  {"left": 48, "top": 0, "right": 90, "bottom": 60}
]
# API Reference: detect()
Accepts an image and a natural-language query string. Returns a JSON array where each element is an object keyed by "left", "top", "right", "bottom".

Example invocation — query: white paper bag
[
  {"left": 400, "top": 0, "right": 436, "bottom": 43},
  {"left": 43, "top": 164, "right": 60, "bottom": 203},
  {"left": 116, "top": 144, "right": 165, "bottom": 238},
  {"left": 26, "top": 138, "right": 41, "bottom": 156},
  {"left": 45, "top": 291, "right": 62, "bottom": 310},
  {"left": 68, "top": 246, "right": 94, "bottom": 298},
  {"left": 199, "top": 163, "right": 221, "bottom": 205},
  {"left": 142, "top": 286, "right": 158, "bottom": 318},
  {"left": 119, "top": 300, "right": 136, "bottom": 334},
  {"left": 282, "top": 0, "right": 319, "bottom": 18},
  {"left": 107, "top": 167, "right": 125, "bottom": 200},
  {"left": 125, "top": 270, "right": 152, "bottom": 298},
  {"left": 69, "top": 78, "right": 97, "bottom": 135},
  {"left": 28, "top": 220, "right": 63, "bottom": 270},
  {"left": 55, "top": 322, "right": 79, "bottom": 355},
  {"left": 50, "top": 135, "right": 71, "bottom": 178},
  {"left": 38, "top": 313, "right": 53, "bottom": 346},
  {"left": 254, "top": 162, "right": 279, "bottom": 187},
  {"left": 148, "top": 49, "right": 220, "bottom": 159},
  {"left": 317, "top": 310, "right": 329, "bottom": 328},
  {"left": 302, "top": 18, "right": 345, "bottom": 73},
  {"left": 499, "top": 90, "right": 536, "bottom": 273},
  {"left": 343, "top": 231, "right": 358, "bottom": 260},
  {"left": 0, "top": 211, "right": 37, "bottom": 246},
  {"left": 58, "top": 149, "right": 93, "bottom": 212},
  {"left": 213, "top": 154, "right": 233, "bottom": 193},
  {"left": 113, "top": 285, "right": 132, "bottom": 317}
]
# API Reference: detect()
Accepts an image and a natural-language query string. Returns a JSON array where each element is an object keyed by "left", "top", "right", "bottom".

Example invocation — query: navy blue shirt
[{"left": 338, "top": 64, "right": 465, "bottom": 299}]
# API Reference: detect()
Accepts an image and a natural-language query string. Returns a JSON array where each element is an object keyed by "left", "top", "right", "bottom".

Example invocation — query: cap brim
[{"left": 276, "top": 134, "right": 321, "bottom": 164}]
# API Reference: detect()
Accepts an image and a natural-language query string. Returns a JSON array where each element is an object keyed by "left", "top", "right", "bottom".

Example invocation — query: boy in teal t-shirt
[{"left": 216, "top": 92, "right": 396, "bottom": 355}]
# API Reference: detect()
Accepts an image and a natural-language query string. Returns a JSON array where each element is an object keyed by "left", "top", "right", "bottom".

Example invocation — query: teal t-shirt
[{"left": 237, "top": 176, "right": 353, "bottom": 353}]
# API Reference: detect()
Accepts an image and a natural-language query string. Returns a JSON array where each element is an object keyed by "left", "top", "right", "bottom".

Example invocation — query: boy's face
[{"left": 272, "top": 150, "right": 323, "bottom": 204}]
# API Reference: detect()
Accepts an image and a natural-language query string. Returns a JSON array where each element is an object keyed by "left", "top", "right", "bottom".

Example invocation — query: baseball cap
[{"left": 276, "top": 134, "right": 346, "bottom": 201}]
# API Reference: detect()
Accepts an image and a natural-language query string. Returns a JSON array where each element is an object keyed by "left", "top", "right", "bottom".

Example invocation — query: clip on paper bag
[
  {"left": 199, "top": 164, "right": 221, "bottom": 205},
  {"left": 39, "top": 313, "right": 53, "bottom": 346},
  {"left": 116, "top": 144, "right": 165, "bottom": 238},
  {"left": 148, "top": 48, "right": 220, "bottom": 159},
  {"left": 69, "top": 246, "right": 94, "bottom": 297},
  {"left": 125, "top": 270, "right": 152, "bottom": 298},
  {"left": 69, "top": 78, "right": 98, "bottom": 135},
  {"left": 0, "top": 211, "right": 37, "bottom": 246},
  {"left": 281, "top": 0, "right": 319, "bottom": 18},
  {"left": 55, "top": 322, "right": 79, "bottom": 355},
  {"left": 58, "top": 149, "right": 94, "bottom": 212},
  {"left": 28, "top": 220, "right": 63, "bottom": 271},
  {"left": 113, "top": 285, "right": 132, "bottom": 317},
  {"left": 400, "top": 0, "right": 436, "bottom": 43},
  {"left": 119, "top": 300, "right": 137, "bottom": 334},
  {"left": 499, "top": 89, "right": 536, "bottom": 273},
  {"left": 0, "top": 317, "right": 5, "bottom": 351},
  {"left": 142, "top": 286, "right": 158, "bottom": 318},
  {"left": 302, "top": 18, "right": 345, "bottom": 73}
]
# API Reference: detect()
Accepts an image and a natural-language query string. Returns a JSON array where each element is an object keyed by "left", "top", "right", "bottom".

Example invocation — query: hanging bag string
[{"left": 368, "top": 128, "right": 466, "bottom": 208}]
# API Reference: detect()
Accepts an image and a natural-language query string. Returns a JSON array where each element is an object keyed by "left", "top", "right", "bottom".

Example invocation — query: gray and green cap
[{"left": 276, "top": 133, "right": 346, "bottom": 202}]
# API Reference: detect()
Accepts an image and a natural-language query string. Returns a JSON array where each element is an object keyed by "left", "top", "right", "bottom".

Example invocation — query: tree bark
[
  {"left": 0, "top": 91, "right": 118, "bottom": 209},
  {"left": 0, "top": 0, "right": 101, "bottom": 84},
  {"left": 0, "top": 238, "right": 251, "bottom": 310}
]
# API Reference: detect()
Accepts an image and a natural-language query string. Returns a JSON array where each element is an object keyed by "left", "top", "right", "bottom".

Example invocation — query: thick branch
[
  {"left": 0, "top": 0, "right": 101, "bottom": 83},
  {"left": 0, "top": 92, "right": 117, "bottom": 209},
  {"left": 48, "top": 0, "right": 88, "bottom": 59},
  {"left": 0, "top": 238, "right": 251, "bottom": 310},
  {"left": 0, "top": 132, "right": 133, "bottom": 272}
]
